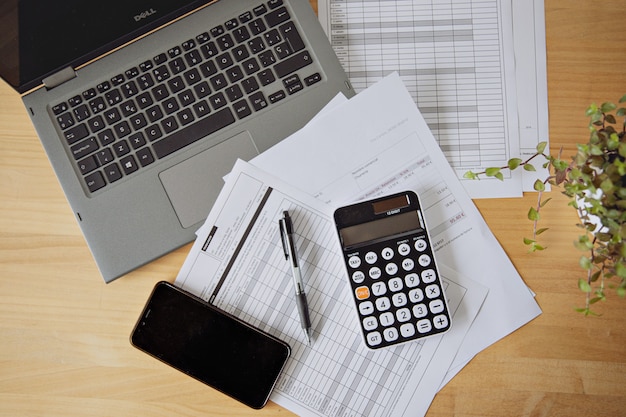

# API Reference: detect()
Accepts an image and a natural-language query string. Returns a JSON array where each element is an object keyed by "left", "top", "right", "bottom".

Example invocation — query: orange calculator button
[{"left": 355, "top": 286, "right": 370, "bottom": 300}]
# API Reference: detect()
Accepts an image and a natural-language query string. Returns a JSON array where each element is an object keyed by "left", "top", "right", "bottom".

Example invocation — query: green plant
[{"left": 464, "top": 95, "right": 626, "bottom": 315}]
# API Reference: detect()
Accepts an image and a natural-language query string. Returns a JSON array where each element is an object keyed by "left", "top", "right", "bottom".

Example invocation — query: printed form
[
  {"left": 318, "top": 0, "right": 549, "bottom": 197},
  {"left": 177, "top": 160, "right": 487, "bottom": 417},
  {"left": 252, "top": 73, "right": 541, "bottom": 385}
]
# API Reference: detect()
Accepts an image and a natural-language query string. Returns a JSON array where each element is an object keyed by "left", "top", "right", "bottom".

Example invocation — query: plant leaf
[
  {"left": 600, "top": 101, "right": 617, "bottom": 113},
  {"left": 463, "top": 171, "right": 479, "bottom": 180},
  {"left": 485, "top": 167, "right": 501, "bottom": 177},
  {"left": 578, "top": 278, "right": 592, "bottom": 293},
  {"left": 579, "top": 256, "right": 592, "bottom": 270},
  {"left": 536, "top": 141, "right": 547, "bottom": 154},
  {"left": 540, "top": 197, "right": 552, "bottom": 207},
  {"left": 528, "top": 207, "right": 540, "bottom": 221},
  {"left": 585, "top": 103, "right": 598, "bottom": 116},
  {"left": 616, "top": 262, "right": 626, "bottom": 278},
  {"left": 508, "top": 158, "right": 522, "bottom": 170},
  {"left": 523, "top": 164, "right": 536, "bottom": 172},
  {"left": 533, "top": 179, "right": 545, "bottom": 192}
]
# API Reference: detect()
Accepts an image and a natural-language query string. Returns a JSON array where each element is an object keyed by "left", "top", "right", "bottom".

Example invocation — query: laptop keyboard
[{"left": 51, "top": 0, "right": 321, "bottom": 194}]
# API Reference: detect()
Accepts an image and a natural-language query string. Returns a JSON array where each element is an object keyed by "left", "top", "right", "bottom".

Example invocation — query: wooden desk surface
[{"left": 2, "top": 1, "right": 626, "bottom": 416}]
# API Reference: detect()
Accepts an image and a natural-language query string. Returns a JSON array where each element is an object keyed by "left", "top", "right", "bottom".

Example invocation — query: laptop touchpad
[{"left": 159, "top": 131, "right": 259, "bottom": 229}]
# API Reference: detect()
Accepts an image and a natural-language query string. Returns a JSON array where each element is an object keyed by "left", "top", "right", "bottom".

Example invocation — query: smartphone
[
  {"left": 334, "top": 191, "right": 451, "bottom": 349},
  {"left": 130, "top": 281, "right": 291, "bottom": 409}
]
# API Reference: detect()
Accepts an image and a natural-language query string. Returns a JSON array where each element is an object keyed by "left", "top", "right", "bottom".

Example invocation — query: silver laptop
[{"left": 0, "top": 0, "right": 353, "bottom": 282}]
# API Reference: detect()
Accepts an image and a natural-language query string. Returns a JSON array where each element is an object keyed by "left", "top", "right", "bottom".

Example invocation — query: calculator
[{"left": 333, "top": 191, "right": 451, "bottom": 349}]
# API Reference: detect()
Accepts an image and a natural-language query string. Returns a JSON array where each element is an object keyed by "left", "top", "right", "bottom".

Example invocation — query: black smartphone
[{"left": 130, "top": 281, "right": 291, "bottom": 409}]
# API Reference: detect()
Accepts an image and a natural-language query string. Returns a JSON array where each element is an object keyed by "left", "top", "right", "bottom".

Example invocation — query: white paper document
[
  {"left": 512, "top": 0, "right": 551, "bottom": 191},
  {"left": 252, "top": 73, "right": 542, "bottom": 380},
  {"left": 177, "top": 159, "right": 487, "bottom": 417},
  {"left": 317, "top": 0, "right": 550, "bottom": 197}
]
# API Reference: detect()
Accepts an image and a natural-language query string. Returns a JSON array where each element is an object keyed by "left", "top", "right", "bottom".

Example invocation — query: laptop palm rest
[{"left": 159, "top": 131, "right": 259, "bottom": 229}]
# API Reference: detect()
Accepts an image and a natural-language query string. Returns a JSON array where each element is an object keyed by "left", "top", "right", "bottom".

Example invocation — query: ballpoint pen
[{"left": 279, "top": 210, "right": 313, "bottom": 345}]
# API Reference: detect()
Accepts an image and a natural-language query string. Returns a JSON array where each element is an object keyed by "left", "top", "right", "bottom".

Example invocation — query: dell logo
[{"left": 134, "top": 8, "right": 157, "bottom": 22}]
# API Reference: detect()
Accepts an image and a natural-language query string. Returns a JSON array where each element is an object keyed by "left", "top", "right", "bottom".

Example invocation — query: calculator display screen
[{"left": 339, "top": 211, "right": 423, "bottom": 248}]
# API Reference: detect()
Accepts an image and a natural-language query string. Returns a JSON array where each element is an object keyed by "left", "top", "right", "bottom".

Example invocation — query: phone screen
[{"left": 130, "top": 281, "right": 290, "bottom": 409}]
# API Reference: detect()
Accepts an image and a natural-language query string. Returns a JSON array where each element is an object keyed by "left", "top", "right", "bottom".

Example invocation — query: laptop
[{"left": 0, "top": 0, "right": 354, "bottom": 282}]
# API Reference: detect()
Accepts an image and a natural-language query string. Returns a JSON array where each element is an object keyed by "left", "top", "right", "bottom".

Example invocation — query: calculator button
[
  {"left": 367, "top": 331, "right": 382, "bottom": 347},
  {"left": 402, "top": 258, "right": 415, "bottom": 271},
  {"left": 392, "top": 292, "right": 408, "bottom": 307},
  {"left": 355, "top": 286, "right": 370, "bottom": 300},
  {"left": 381, "top": 247, "right": 394, "bottom": 260},
  {"left": 418, "top": 254, "right": 431, "bottom": 267},
  {"left": 371, "top": 281, "right": 387, "bottom": 296},
  {"left": 413, "top": 303, "right": 428, "bottom": 318},
  {"left": 433, "top": 314, "right": 449, "bottom": 329},
  {"left": 380, "top": 312, "right": 395, "bottom": 327},
  {"left": 369, "top": 266, "right": 382, "bottom": 279},
  {"left": 388, "top": 277, "right": 403, "bottom": 292},
  {"left": 363, "top": 316, "right": 378, "bottom": 331},
  {"left": 417, "top": 319, "right": 432, "bottom": 333},
  {"left": 352, "top": 270, "right": 365, "bottom": 283},
  {"left": 429, "top": 299, "right": 445, "bottom": 314},
  {"left": 348, "top": 255, "right": 361, "bottom": 268},
  {"left": 398, "top": 243, "right": 410, "bottom": 256},
  {"left": 359, "top": 301, "right": 374, "bottom": 315},
  {"left": 385, "top": 262, "right": 398, "bottom": 275},
  {"left": 396, "top": 307, "right": 411, "bottom": 322},
  {"left": 405, "top": 273, "right": 420, "bottom": 288},
  {"left": 425, "top": 284, "right": 441, "bottom": 299},
  {"left": 408, "top": 288, "right": 424, "bottom": 303},
  {"left": 421, "top": 269, "right": 436, "bottom": 283},
  {"left": 415, "top": 239, "right": 428, "bottom": 252},
  {"left": 375, "top": 297, "right": 391, "bottom": 311},
  {"left": 383, "top": 327, "right": 399, "bottom": 342},
  {"left": 365, "top": 251, "right": 378, "bottom": 264},
  {"left": 400, "top": 323, "right": 416, "bottom": 338}
]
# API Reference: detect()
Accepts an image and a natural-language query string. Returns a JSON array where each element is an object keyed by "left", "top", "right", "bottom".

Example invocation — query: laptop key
[
  {"left": 253, "top": 5, "right": 267, "bottom": 16},
  {"left": 305, "top": 72, "right": 322, "bottom": 86},
  {"left": 65, "top": 123, "right": 89, "bottom": 144},
  {"left": 120, "top": 155, "right": 139, "bottom": 175},
  {"left": 265, "top": 7, "right": 290, "bottom": 28},
  {"left": 233, "top": 99, "right": 252, "bottom": 119},
  {"left": 56, "top": 112, "right": 75, "bottom": 130},
  {"left": 268, "top": 0, "right": 283, "bottom": 9},
  {"left": 152, "top": 107, "right": 235, "bottom": 159},
  {"left": 196, "top": 32, "right": 210, "bottom": 44},
  {"left": 274, "top": 50, "right": 313, "bottom": 78},
  {"left": 52, "top": 102, "right": 69, "bottom": 115},
  {"left": 77, "top": 155, "right": 98, "bottom": 175},
  {"left": 85, "top": 171, "right": 106, "bottom": 192},
  {"left": 104, "top": 163, "right": 123, "bottom": 183},
  {"left": 137, "top": 148, "right": 155, "bottom": 167},
  {"left": 71, "top": 137, "right": 99, "bottom": 160},
  {"left": 280, "top": 21, "right": 305, "bottom": 52}
]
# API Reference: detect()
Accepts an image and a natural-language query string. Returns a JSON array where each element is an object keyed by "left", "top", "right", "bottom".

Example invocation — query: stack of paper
[
  {"left": 317, "top": 0, "right": 550, "bottom": 198},
  {"left": 175, "top": 73, "right": 541, "bottom": 416}
]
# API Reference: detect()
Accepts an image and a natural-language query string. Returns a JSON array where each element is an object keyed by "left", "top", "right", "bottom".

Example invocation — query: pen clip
[
  {"left": 279, "top": 210, "right": 292, "bottom": 260},
  {"left": 279, "top": 211, "right": 299, "bottom": 267},
  {"left": 279, "top": 217, "right": 289, "bottom": 260}
]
